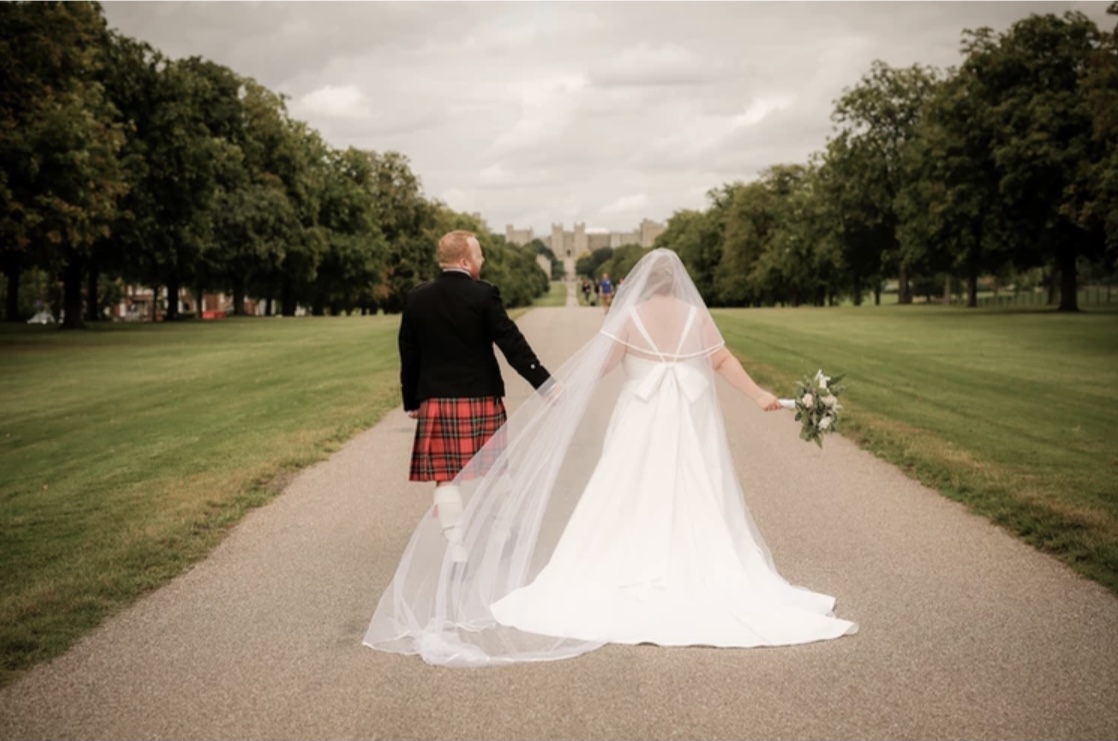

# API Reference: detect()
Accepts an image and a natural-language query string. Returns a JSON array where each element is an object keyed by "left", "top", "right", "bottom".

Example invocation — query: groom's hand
[
  {"left": 406, "top": 408, "right": 419, "bottom": 419},
  {"left": 541, "top": 378, "right": 564, "bottom": 406}
]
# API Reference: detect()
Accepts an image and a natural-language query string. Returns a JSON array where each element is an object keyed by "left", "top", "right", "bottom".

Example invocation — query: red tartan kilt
[{"left": 409, "top": 397, "right": 508, "bottom": 482}]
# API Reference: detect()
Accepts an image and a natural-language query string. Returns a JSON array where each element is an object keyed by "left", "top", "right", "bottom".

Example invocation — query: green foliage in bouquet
[{"left": 793, "top": 370, "right": 846, "bottom": 448}]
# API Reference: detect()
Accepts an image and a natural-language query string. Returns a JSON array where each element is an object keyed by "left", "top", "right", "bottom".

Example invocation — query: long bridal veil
[{"left": 363, "top": 248, "right": 782, "bottom": 666}]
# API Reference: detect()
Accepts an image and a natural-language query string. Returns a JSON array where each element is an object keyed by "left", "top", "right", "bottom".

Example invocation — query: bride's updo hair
[{"left": 644, "top": 249, "right": 681, "bottom": 297}]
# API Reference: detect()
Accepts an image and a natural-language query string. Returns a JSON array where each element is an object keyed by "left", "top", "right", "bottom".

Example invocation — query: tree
[
  {"left": 963, "top": 12, "right": 1107, "bottom": 311},
  {"left": 830, "top": 60, "right": 942, "bottom": 304},
  {"left": 896, "top": 62, "right": 1011, "bottom": 307},
  {"left": 710, "top": 180, "right": 773, "bottom": 307},
  {"left": 0, "top": 1, "right": 127, "bottom": 327},
  {"left": 96, "top": 30, "right": 163, "bottom": 321},
  {"left": 1083, "top": 4, "right": 1118, "bottom": 263},
  {"left": 368, "top": 151, "right": 438, "bottom": 313},
  {"left": 654, "top": 208, "right": 722, "bottom": 305},
  {"left": 598, "top": 243, "right": 646, "bottom": 286},
  {"left": 526, "top": 238, "right": 563, "bottom": 280},
  {"left": 576, "top": 247, "right": 613, "bottom": 280},
  {"left": 117, "top": 56, "right": 243, "bottom": 321},
  {"left": 311, "top": 147, "right": 386, "bottom": 315},
  {"left": 816, "top": 136, "right": 893, "bottom": 305}
]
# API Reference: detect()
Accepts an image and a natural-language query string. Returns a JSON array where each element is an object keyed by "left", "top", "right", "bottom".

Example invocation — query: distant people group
[{"left": 580, "top": 273, "right": 618, "bottom": 310}]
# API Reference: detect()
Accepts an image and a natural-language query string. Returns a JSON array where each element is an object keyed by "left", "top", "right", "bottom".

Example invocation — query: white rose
[
  {"left": 818, "top": 416, "right": 833, "bottom": 431},
  {"left": 815, "top": 370, "right": 830, "bottom": 388},
  {"left": 823, "top": 394, "right": 837, "bottom": 408},
  {"left": 801, "top": 393, "right": 814, "bottom": 406}
]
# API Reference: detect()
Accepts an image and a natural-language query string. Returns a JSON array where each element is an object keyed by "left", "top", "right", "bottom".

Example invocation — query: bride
[{"left": 364, "top": 249, "right": 857, "bottom": 666}]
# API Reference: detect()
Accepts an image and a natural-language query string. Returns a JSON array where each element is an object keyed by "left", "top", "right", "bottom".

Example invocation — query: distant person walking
[{"left": 599, "top": 272, "right": 614, "bottom": 309}]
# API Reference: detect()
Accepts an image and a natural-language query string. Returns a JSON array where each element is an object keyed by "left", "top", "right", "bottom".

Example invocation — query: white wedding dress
[
  {"left": 489, "top": 308, "right": 857, "bottom": 647},
  {"left": 365, "top": 249, "right": 855, "bottom": 665}
]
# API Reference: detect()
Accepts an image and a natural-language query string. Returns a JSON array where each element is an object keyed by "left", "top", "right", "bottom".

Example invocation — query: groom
[{"left": 399, "top": 230, "right": 553, "bottom": 561}]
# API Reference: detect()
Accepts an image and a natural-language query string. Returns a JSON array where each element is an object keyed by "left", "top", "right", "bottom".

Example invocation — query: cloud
[
  {"left": 733, "top": 95, "right": 797, "bottom": 127},
  {"left": 601, "top": 194, "right": 650, "bottom": 215},
  {"left": 100, "top": 1, "right": 1116, "bottom": 235},
  {"left": 290, "top": 84, "right": 371, "bottom": 120},
  {"left": 593, "top": 42, "right": 732, "bottom": 87},
  {"left": 491, "top": 75, "right": 589, "bottom": 154}
]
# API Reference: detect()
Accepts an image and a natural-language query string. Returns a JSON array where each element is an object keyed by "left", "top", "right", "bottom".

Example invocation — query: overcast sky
[{"left": 102, "top": 1, "right": 1113, "bottom": 236}]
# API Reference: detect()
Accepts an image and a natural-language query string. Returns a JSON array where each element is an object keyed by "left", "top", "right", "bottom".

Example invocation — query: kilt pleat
[{"left": 409, "top": 397, "right": 507, "bottom": 482}]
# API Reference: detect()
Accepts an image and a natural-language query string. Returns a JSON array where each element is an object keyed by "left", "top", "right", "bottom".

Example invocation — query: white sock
[{"left": 434, "top": 486, "right": 467, "bottom": 562}]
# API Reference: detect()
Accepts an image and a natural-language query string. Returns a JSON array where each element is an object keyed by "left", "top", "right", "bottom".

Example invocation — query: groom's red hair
[{"left": 438, "top": 230, "right": 477, "bottom": 265}]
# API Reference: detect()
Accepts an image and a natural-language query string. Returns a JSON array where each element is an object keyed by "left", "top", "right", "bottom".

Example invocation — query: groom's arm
[
  {"left": 398, "top": 300, "right": 420, "bottom": 412},
  {"left": 483, "top": 283, "right": 551, "bottom": 389}
]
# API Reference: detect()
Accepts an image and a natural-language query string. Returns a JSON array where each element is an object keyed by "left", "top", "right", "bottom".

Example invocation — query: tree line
[
  {"left": 0, "top": 2, "right": 549, "bottom": 328},
  {"left": 645, "top": 8, "right": 1117, "bottom": 312}
]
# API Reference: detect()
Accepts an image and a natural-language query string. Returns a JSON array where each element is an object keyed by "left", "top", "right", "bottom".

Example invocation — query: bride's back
[{"left": 622, "top": 295, "right": 721, "bottom": 362}]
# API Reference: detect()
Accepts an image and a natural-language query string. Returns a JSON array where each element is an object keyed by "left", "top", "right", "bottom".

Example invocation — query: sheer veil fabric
[{"left": 364, "top": 249, "right": 856, "bottom": 667}]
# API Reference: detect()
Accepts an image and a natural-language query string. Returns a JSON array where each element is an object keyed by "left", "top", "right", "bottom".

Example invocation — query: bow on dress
[{"left": 630, "top": 360, "right": 709, "bottom": 403}]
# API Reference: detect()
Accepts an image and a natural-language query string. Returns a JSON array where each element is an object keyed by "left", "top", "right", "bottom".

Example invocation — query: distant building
[
  {"left": 504, "top": 218, "right": 667, "bottom": 280},
  {"left": 505, "top": 224, "right": 535, "bottom": 246},
  {"left": 111, "top": 286, "right": 263, "bottom": 321}
]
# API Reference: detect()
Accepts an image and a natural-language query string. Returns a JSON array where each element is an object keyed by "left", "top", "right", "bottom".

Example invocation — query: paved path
[{"left": 2, "top": 290, "right": 1117, "bottom": 740}]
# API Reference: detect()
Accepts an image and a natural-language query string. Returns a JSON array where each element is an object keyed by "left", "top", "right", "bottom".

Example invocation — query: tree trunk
[
  {"left": 60, "top": 260, "right": 85, "bottom": 330},
  {"left": 967, "top": 269, "right": 978, "bottom": 308},
  {"left": 898, "top": 264, "right": 912, "bottom": 305},
  {"left": 165, "top": 275, "right": 180, "bottom": 320},
  {"left": 4, "top": 263, "right": 21, "bottom": 322},
  {"left": 874, "top": 284, "right": 882, "bottom": 305},
  {"left": 853, "top": 276, "right": 863, "bottom": 306},
  {"left": 1046, "top": 270, "right": 1058, "bottom": 306},
  {"left": 232, "top": 279, "right": 246, "bottom": 316},
  {"left": 265, "top": 295, "right": 274, "bottom": 317},
  {"left": 281, "top": 280, "right": 296, "bottom": 317},
  {"left": 944, "top": 275, "right": 952, "bottom": 305},
  {"left": 1057, "top": 250, "right": 1079, "bottom": 312},
  {"left": 85, "top": 262, "right": 100, "bottom": 322}
]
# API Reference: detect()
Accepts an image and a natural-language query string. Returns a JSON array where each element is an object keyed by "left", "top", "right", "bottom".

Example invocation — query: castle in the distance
[{"left": 505, "top": 218, "right": 666, "bottom": 280}]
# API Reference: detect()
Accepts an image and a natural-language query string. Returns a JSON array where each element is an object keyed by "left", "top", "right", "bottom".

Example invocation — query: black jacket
[{"left": 398, "top": 270, "right": 551, "bottom": 411}]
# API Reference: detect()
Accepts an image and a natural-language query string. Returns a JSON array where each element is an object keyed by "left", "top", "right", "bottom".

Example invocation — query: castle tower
[
  {"left": 574, "top": 222, "right": 588, "bottom": 256},
  {"left": 552, "top": 223, "right": 575, "bottom": 280},
  {"left": 640, "top": 218, "right": 666, "bottom": 248}
]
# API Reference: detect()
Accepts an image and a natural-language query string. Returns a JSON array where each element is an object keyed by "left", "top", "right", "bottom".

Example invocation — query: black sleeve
[
  {"left": 398, "top": 299, "right": 420, "bottom": 411},
  {"left": 485, "top": 283, "right": 551, "bottom": 389}
]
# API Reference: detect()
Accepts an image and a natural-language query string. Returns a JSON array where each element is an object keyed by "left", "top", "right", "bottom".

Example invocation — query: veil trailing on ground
[{"left": 364, "top": 248, "right": 779, "bottom": 666}]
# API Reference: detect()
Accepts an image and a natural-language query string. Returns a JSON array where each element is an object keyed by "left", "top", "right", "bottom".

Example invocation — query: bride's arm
[
  {"left": 709, "top": 347, "right": 780, "bottom": 411},
  {"left": 601, "top": 336, "right": 627, "bottom": 376}
]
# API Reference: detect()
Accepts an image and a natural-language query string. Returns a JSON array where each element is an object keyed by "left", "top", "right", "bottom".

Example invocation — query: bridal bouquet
[{"left": 779, "top": 370, "right": 845, "bottom": 448}]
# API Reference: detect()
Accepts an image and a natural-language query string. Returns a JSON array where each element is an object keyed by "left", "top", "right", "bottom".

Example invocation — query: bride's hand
[{"left": 755, "top": 392, "right": 780, "bottom": 412}]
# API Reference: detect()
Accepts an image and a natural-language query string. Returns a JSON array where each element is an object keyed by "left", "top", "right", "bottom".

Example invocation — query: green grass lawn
[
  {"left": 532, "top": 281, "right": 569, "bottom": 307},
  {"left": 0, "top": 316, "right": 402, "bottom": 685},
  {"left": 713, "top": 303, "right": 1118, "bottom": 593}
]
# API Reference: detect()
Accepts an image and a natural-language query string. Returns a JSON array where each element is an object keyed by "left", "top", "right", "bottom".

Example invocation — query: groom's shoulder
[{"left": 407, "top": 279, "right": 436, "bottom": 297}]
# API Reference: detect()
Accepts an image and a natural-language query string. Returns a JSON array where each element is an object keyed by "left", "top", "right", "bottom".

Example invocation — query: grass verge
[
  {"left": 0, "top": 315, "right": 401, "bottom": 686},
  {"left": 532, "top": 281, "right": 570, "bottom": 307}
]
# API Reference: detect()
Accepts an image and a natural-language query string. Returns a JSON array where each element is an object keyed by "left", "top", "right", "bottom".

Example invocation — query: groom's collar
[{"left": 440, "top": 268, "right": 472, "bottom": 279}]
